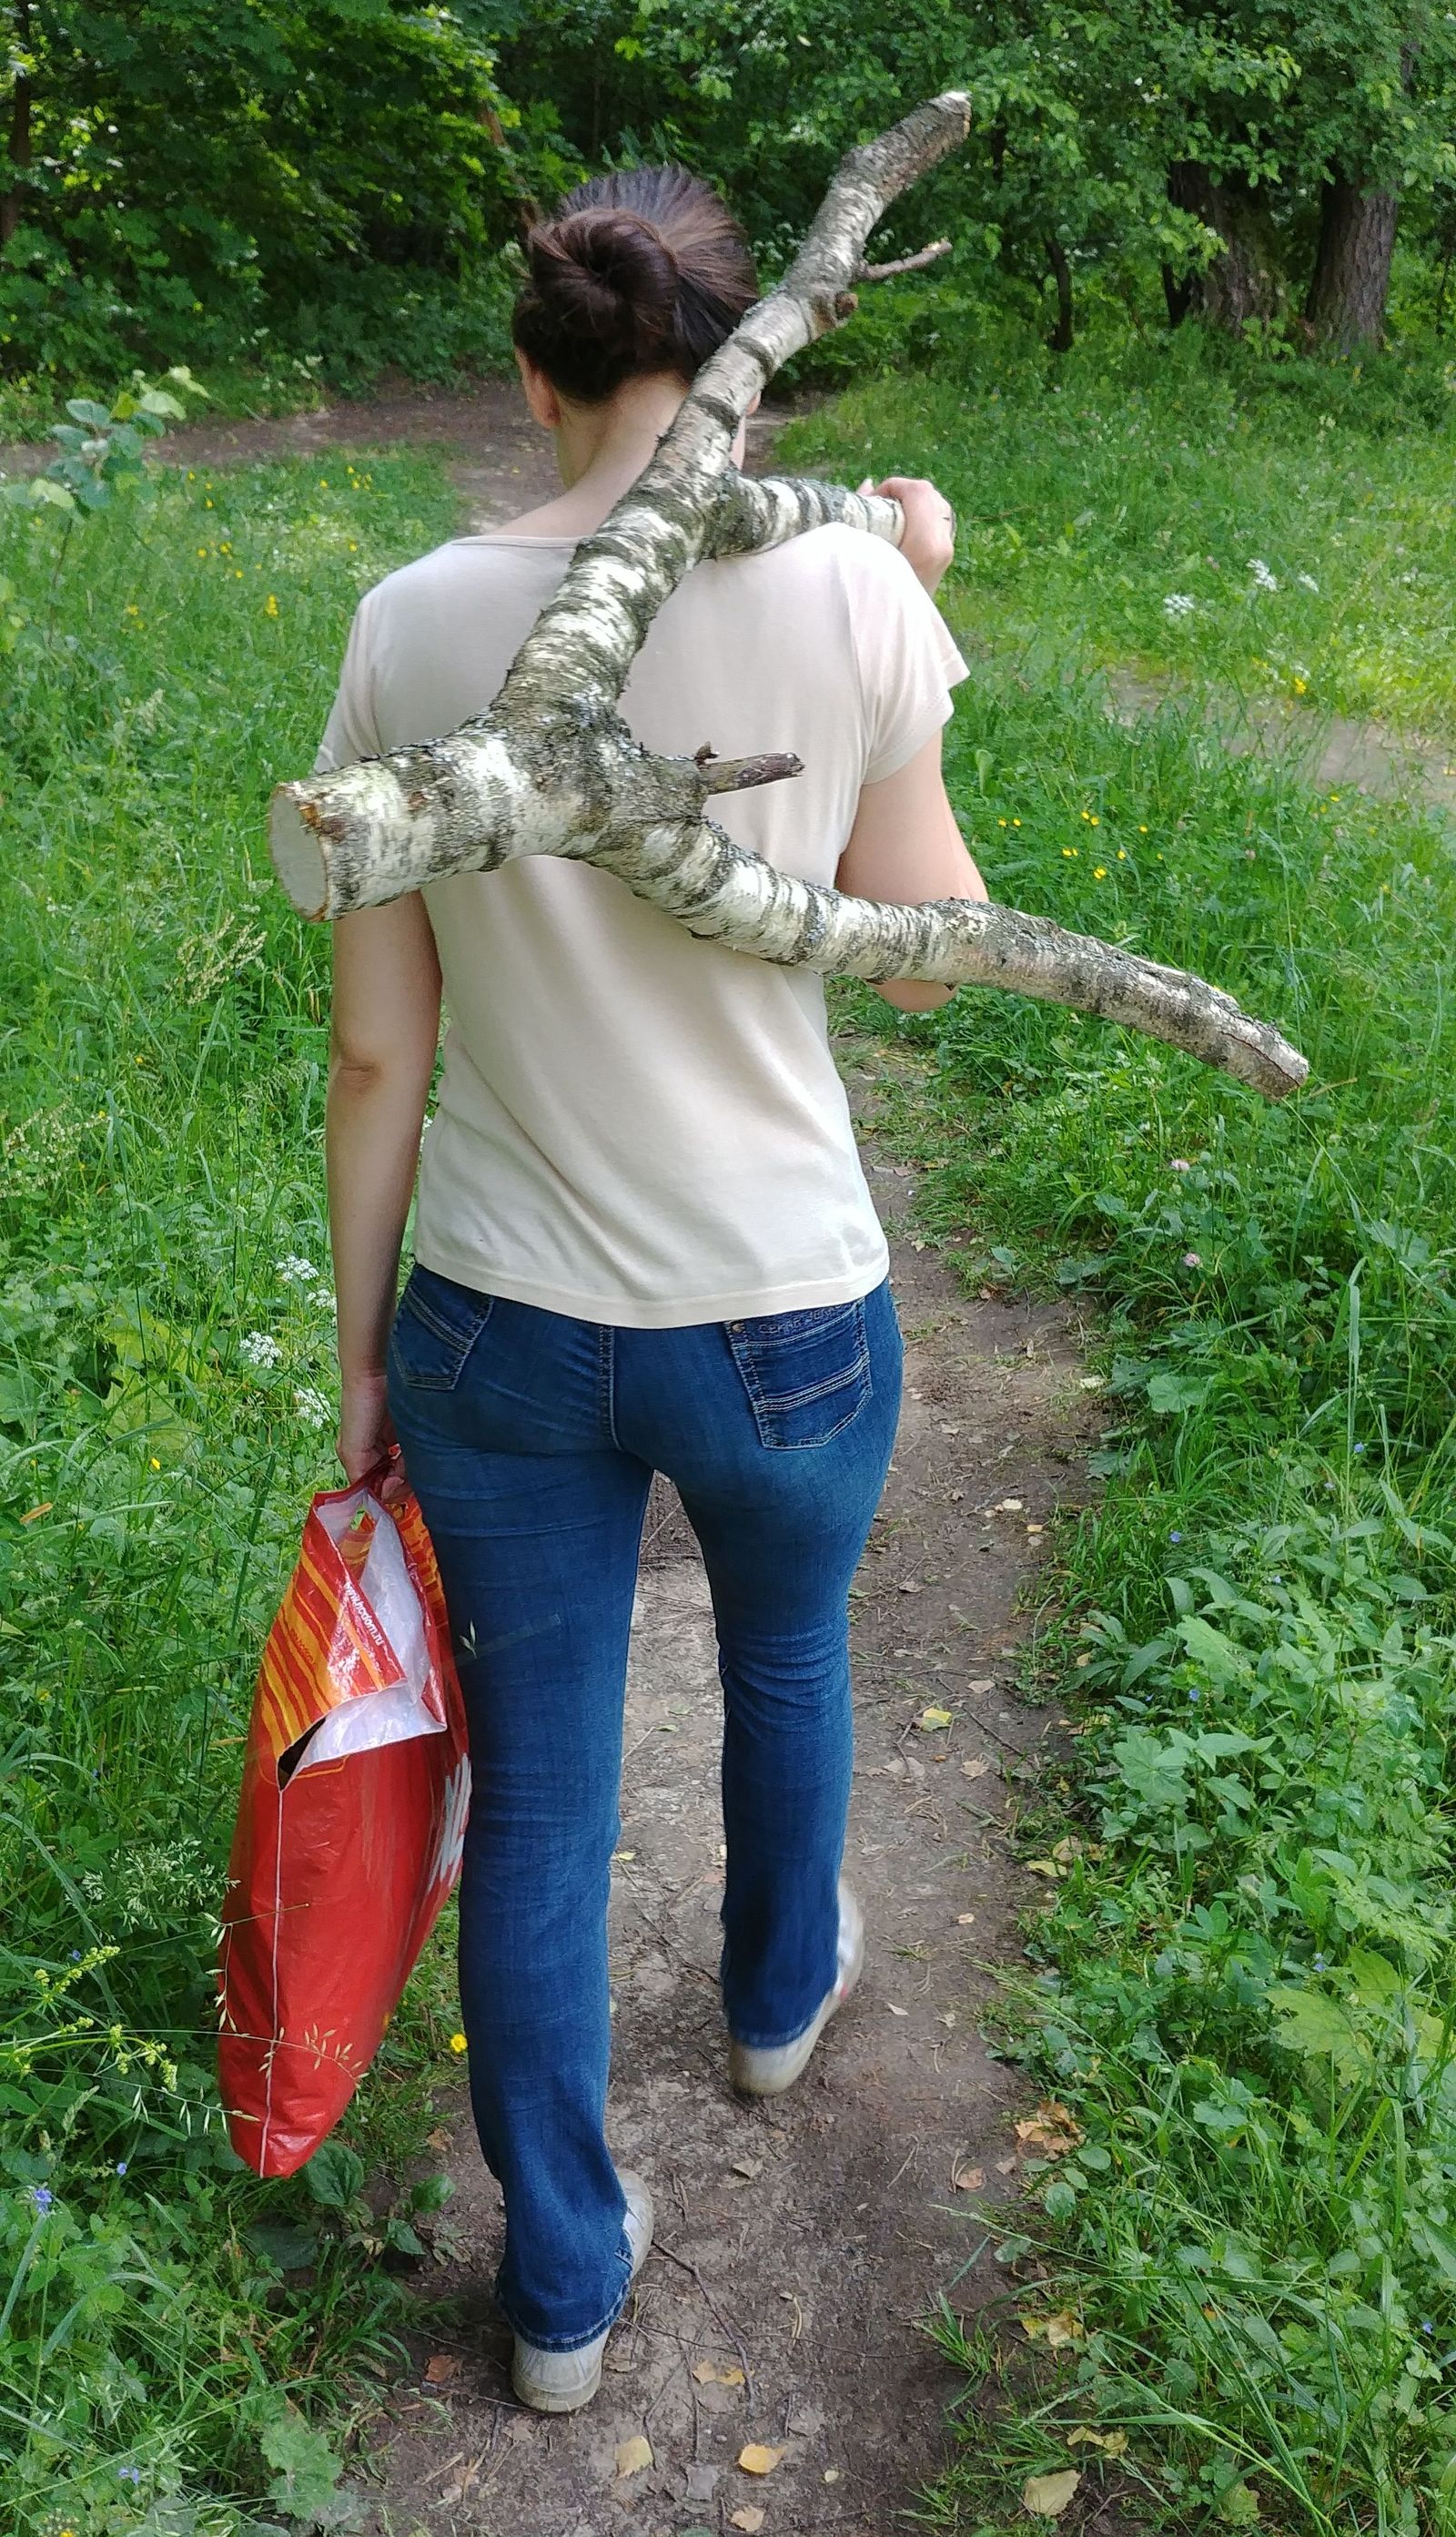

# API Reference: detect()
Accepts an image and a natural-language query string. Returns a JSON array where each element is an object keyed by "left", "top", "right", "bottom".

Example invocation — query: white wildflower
[
  {"left": 1297, "top": 573, "right": 1319, "bottom": 594},
  {"left": 1162, "top": 593, "right": 1196, "bottom": 619},
  {"left": 1249, "top": 558, "right": 1279, "bottom": 592},
  {"left": 278, "top": 1254, "right": 319, "bottom": 1284},
  {"left": 294, "top": 1385, "right": 331, "bottom": 1429},
  {"left": 240, "top": 1331, "right": 282, "bottom": 1370}
]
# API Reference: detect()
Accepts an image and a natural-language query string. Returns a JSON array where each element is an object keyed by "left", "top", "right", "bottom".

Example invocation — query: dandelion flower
[
  {"left": 449, "top": 2032, "right": 468, "bottom": 2054},
  {"left": 264, "top": 593, "right": 279, "bottom": 619},
  {"left": 240, "top": 1331, "right": 282, "bottom": 1370},
  {"left": 1093, "top": 866, "right": 1107, "bottom": 879}
]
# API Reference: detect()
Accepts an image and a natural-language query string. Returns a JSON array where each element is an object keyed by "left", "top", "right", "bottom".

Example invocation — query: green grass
[
  {"left": 0, "top": 449, "right": 469, "bottom": 2531},
  {"left": 782, "top": 348, "right": 1456, "bottom": 2530},
  {"left": 785, "top": 330, "right": 1456, "bottom": 733}
]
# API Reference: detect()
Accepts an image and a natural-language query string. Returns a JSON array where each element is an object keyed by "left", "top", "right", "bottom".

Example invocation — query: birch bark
[{"left": 269, "top": 93, "right": 1307, "bottom": 1103}]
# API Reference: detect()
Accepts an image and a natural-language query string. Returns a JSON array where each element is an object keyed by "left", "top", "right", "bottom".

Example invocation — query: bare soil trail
[{"left": 362, "top": 1057, "right": 1099, "bottom": 2537}]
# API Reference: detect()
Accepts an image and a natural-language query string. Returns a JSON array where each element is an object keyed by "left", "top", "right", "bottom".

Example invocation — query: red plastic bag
[{"left": 217, "top": 1469, "right": 469, "bottom": 2177}]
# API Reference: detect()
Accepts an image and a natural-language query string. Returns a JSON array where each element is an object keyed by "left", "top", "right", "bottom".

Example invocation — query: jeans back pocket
[
  {"left": 725, "top": 1299, "right": 871, "bottom": 1450},
  {"left": 389, "top": 1264, "right": 495, "bottom": 1394}
]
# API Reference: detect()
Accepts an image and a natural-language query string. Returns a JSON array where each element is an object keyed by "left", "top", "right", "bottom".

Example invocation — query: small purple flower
[
  {"left": 1353, "top": 1442, "right": 1365, "bottom": 1456},
  {"left": 1423, "top": 2319, "right": 1435, "bottom": 2336},
  {"left": 29, "top": 2186, "right": 53, "bottom": 2214},
  {"left": 116, "top": 2161, "right": 127, "bottom": 2177},
  {"left": 1170, "top": 1158, "right": 1191, "bottom": 1172},
  {"left": 1188, "top": 1688, "right": 1200, "bottom": 1703},
  {"left": 1169, "top": 1529, "right": 1183, "bottom": 1543},
  {"left": 1313, "top": 1953, "right": 1327, "bottom": 1970},
  {"left": 118, "top": 2466, "right": 143, "bottom": 2484},
  {"left": 1182, "top": 1250, "right": 1202, "bottom": 1268},
  {"left": 69, "top": 1950, "right": 81, "bottom": 1963}
]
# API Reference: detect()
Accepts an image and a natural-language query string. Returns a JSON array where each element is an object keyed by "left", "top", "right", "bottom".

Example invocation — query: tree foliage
[{"left": 2, "top": 0, "right": 1454, "bottom": 382}]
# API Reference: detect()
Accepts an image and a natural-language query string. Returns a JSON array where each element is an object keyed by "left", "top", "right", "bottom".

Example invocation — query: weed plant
[
  {"left": 0, "top": 450, "right": 464, "bottom": 2531},
  {"left": 788, "top": 357, "right": 1456, "bottom": 2529}
]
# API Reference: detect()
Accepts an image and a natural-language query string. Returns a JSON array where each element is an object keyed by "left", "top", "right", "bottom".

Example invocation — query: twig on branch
[
  {"left": 859, "top": 237, "right": 953, "bottom": 281},
  {"left": 268, "top": 92, "right": 1308, "bottom": 1102}
]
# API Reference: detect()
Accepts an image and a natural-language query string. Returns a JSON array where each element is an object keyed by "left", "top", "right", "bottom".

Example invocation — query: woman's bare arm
[
  {"left": 835, "top": 730, "right": 986, "bottom": 1013},
  {"left": 327, "top": 896, "right": 442, "bottom": 1480}
]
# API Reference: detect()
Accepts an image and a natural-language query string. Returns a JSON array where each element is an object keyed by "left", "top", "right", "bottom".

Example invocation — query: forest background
[{"left": 11, "top": 5, "right": 1456, "bottom": 2537}]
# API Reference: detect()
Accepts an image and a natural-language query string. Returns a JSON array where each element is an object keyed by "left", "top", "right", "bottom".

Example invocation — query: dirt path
[
  {"left": 363, "top": 1062, "right": 1097, "bottom": 2537},
  {"left": 0, "top": 375, "right": 797, "bottom": 525},
  {"left": 1105, "top": 664, "right": 1456, "bottom": 818}
]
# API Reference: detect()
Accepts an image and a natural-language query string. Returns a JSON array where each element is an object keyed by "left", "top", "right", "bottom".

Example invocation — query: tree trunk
[
  {"left": 1045, "top": 235, "right": 1073, "bottom": 352},
  {"left": 1161, "top": 261, "right": 1194, "bottom": 329},
  {"left": 1, "top": 0, "right": 32, "bottom": 250},
  {"left": 270, "top": 95, "right": 1307, "bottom": 1104},
  {"left": 1304, "top": 178, "right": 1399, "bottom": 350},
  {"left": 1167, "top": 160, "right": 1280, "bottom": 333}
]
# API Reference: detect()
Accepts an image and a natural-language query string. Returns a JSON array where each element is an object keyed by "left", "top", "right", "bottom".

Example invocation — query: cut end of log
[{"left": 269, "top": 786, "right": 329, "bottom": 920}]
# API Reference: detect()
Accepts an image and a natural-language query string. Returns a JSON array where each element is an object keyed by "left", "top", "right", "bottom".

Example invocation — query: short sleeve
[
  {"left": 848, "top": 539, "right": 968, "bottom": 785},
  {"left": 313, "top": 589, "right": 381, "bottom": 774}
]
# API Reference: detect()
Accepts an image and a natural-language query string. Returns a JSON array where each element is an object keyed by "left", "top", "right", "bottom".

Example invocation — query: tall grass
[
  {"left": 0, "top": 450, "right": 464, "bottom": 2530},
  {"left": 787, "top": 350, "right": 1456, "bottom": 2528}
]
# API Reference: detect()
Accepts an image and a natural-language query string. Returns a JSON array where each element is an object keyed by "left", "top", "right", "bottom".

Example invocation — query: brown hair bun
[
  {"left": 528, "top": 209, "right": 679, "bottom": 376},
  {"left": 513, "top": 166, "right": 758, "bottom": 405}
]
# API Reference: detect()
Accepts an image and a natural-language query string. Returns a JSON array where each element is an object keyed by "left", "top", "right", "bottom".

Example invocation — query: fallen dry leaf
[
  {"left": 1017, "top": 2308, "right": 1084, "bottom": 2349},
  {"left": 1025, "top": 1858, "right": 1067, "bottom": 1880},
  {"left": 19, "top": 1503, "right": 52, "bottom": 1525},
  {"left": 917, "top": 1705, "right": 953, "bottom": 1730},
  {"left": 731, "top": 2155, "right": 763, "bottom": 2180},
  {"left": 962, "top": 1756, "right": 992, "bottom": 1781},
  {"left": 692, "top": 2359, "right": 746, "bottom": 2387},
  {"left": 1023, "top": 2468, "right": 1082, "bottom": 2518},
  {"left": 426, "top": 2127, "right": 451, "bottom": 2151},
  {"left": 824, "top": 2467, "right": 841, "bottom": 2482},
  {"left": 423, "top": 2352, "right": 460, "bottom": 2384},
  {"left": 886, "top": 2002, "right": 909, "bottom": 2017},
  {"left": 612, "top": 1848, "right": 636, "bottom": 1863},
  {"left": 731, "top": 2513, "right": 766, "bottom": 2534},
  {"left": 967, "top": 1677, "right": 996, "bottom": 1693},
  {"left": 1067, "top": 2428, "right": 1128, "bottom": 2457},
  {"left": 997, "top": 1498, "right": 1025, "bottom": 1513},
  {"left": 954, "top": 2164, "right": 984, "bottom": 2192},
  {"left": 738, "top": 2444, "right": 784, "bottom": 2476},
  {"left": 957, "top": 1910, "right": 977, "bottom": 1924},
  {"left": 995, "top": 2154, "right": 1018, "bottom": 2175},
  {"left": 615, "top": 2434, "right": 653, "bottom": 2479},
  {"left": 898, "top": 1578, "right": 924, "bottom": 1594},
  {"left": 1016, "top": 2101, "right": 1085, "bottom": 2156}
]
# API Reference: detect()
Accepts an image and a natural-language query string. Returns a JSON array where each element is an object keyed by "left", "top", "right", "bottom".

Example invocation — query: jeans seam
[{"left": 601, "top": 1323, "right": 620, "bottom": 1449}]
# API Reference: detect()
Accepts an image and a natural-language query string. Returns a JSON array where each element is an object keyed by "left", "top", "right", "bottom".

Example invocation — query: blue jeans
[{"left": 388, "top": 1265, "right": 901, "bottom": 2351}]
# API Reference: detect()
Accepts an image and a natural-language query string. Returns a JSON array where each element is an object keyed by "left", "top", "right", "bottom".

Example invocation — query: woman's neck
[{"left": 501, "top": 374, "right": 691, "bottom": 540}]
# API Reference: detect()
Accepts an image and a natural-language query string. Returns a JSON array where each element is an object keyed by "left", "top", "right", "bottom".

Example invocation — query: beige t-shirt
[{"left": 318, "top": 523, "right": 966, "bottom": 1328}]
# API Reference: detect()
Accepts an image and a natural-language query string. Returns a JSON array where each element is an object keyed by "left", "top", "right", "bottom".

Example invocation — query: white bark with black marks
[{"left": 270, "top": 94, "right": 1308, "bottom": 1103}]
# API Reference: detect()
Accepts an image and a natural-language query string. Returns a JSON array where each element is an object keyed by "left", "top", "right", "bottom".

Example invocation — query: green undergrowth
[
  {"left": 784, "top": 330, "right": 1456, "bottom": 737},
  {"left": 804, "top": 352, "right": 1456, "bottom": 2530},
  {"left": 0, "top": 451, "right": 468, "bottom": 2530}
]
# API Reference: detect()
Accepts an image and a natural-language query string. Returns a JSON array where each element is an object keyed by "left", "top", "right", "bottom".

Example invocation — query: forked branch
[{"left": 268, "top": 94, "right": 1308, "bottom": 1101}]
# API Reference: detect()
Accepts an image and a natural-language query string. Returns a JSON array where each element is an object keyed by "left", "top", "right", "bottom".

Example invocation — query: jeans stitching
[{"left": 601, "top": 1323, "right": 620, "bottom": 1449}]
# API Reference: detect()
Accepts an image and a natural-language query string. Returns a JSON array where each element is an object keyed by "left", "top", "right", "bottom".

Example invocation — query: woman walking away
[{"left": 319, "top": 164, "right": 984, "bottom": 2412}]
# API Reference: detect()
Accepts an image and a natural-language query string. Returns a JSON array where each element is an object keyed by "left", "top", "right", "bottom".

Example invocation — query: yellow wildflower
[
  {"left": 449, "top": 2031, "right": 468, "bottom": 2055},
  {"left": 265, "top": 594, "right": 279, "bottom": 619},
  {"left": 1093, "top": 866, "right": 1107, "bottom": 879}
]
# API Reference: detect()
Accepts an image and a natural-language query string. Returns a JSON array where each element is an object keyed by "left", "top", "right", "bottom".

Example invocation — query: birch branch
[{"left": 268, "top": 93, "right": 1308, "bottom": 1103}]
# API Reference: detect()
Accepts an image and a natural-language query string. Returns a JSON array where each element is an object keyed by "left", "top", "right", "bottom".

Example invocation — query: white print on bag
[{"left": 431, "top": 1755, "right": 472, "bottom": 1894}]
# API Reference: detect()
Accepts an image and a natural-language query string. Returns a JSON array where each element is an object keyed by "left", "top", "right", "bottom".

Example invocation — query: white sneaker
[
  {"left": 727, "top": 1882, "right": 864, "bottom": 2097},
  {"left": 511, "top": 2171, "right": 654, "bottom": 2414}
]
